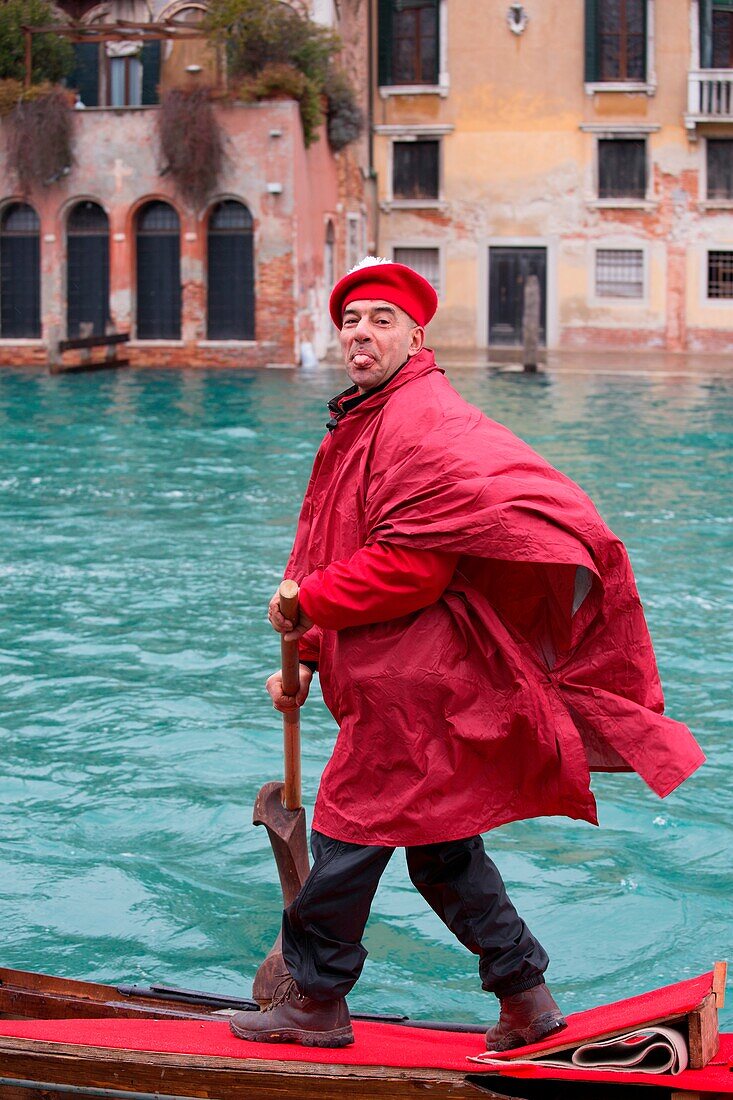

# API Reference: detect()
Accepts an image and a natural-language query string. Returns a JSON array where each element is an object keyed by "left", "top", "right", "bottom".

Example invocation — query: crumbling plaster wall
[{"left": 374, "top": 0, "right": 733, "bottom": 351}]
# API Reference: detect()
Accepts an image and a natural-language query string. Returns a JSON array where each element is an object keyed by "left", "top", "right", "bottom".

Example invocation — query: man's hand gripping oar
[{"left": 251, "top": 579, "right": 313, "bottom": 1007}]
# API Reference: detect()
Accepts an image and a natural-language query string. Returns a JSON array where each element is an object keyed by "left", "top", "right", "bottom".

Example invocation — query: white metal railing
[{"left": 687, "top": 70, "right": 733, "bottom": 120}]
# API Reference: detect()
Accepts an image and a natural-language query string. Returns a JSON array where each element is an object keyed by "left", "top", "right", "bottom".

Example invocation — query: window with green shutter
[
  {"left": 585, "top": 0, "right": 646, "bottom": 83},
  {"left": 379, "top": 0, "right": 438, "bottom": 87},
  {"left": 700, "top": 1, "right": 733, "bottom": 69},
  {"left": 69, "top": 41, "right": 100, "bottom": 107},
  {"left": 141, "top": 41, "right": 161, "bottom": 105},
  {"left": 713, "top": 5, "right": 733, "bottom": 66}
]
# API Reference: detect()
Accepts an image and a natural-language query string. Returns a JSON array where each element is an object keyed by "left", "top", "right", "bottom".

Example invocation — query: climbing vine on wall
[{"left": 5, "top": 85, "right": 74, "bottom": 193}]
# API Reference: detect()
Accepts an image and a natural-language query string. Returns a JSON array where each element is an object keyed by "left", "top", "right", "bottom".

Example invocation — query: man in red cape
[{"left": 230, "top": 258, "right": 704, "bottom": 1051}]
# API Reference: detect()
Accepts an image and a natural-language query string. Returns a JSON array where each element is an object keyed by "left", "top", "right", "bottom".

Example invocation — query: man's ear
[{"left": 409, "top": 326, "right": 425, "bottom": 354}]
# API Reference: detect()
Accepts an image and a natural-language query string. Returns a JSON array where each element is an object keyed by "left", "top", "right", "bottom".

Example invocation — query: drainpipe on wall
[{"left": 366, "top": 0, "right": 379, "bottom": 253}]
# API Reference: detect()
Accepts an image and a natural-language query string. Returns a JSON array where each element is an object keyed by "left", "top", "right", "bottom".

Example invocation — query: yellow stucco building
[{"left": 371, "top": 0, "right": 733, "bottom": 352}]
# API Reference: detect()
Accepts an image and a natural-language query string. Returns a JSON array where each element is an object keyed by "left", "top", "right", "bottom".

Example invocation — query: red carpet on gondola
[{"left": 0, "top": 971, "right": 730, "bottom": 1092}]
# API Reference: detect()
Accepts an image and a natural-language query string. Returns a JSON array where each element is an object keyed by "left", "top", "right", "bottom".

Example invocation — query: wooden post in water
[
  {"left": 47, "top": 324, "right": 60, "bottom": 374},
  {"left": 105, "top": 321, "right": 118, "bottom": 365},
  {"left": 522, "top": 273, "right": 540, "bottom": 373},
  {"left": 79, "top": 322, "right": 94, "bottom": 367}
]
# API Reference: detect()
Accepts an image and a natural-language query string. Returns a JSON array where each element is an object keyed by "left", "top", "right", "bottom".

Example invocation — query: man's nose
[{"left": 354, "top": 316, "right": 371, "bottom": 339}]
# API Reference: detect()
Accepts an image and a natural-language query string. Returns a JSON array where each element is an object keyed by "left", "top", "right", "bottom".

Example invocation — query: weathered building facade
[
  {"left": 373, "top": 0, "right": 733, "bottom": 352},
  {"left": 0, "top": 0, "right": 370, "bottom": 367}
]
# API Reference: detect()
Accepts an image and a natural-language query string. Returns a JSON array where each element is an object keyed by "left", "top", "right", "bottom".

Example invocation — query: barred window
[
  {"left": 595, "top": 249, "right": 644, "bottom": 298},
  {"left": 393, "top": 247, "right": 440, "bottom": 297},
  {"left": 708, "top": 251, "right": 733, "bottom": 298}
]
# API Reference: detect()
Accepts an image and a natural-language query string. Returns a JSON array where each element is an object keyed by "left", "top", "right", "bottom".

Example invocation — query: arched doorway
[
  {"left": 207, "top": 200, "right": 254, "bottom": 340},
  {"left": 67, "top": 201, "right": 110, "bottom": 338},
  {"left": 0, "top": 203, "right": 41, "bottom": 338},
  {"left": 136, "top": 201, "right": 181, "bottom": 339}
]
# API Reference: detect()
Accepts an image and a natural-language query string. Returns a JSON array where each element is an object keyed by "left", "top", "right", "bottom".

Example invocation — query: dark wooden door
[
  {"left": 0, "top": 203, "right": 41, "bottom": 338},
  {"left": 207, "top": 201, "right": 254, "bottom": 340},
  {"left": 136, "top": 202, "right": 181, "bottom": 340},
  {"left": 488, "top": 247, "right": 547, "bottom": 346},
  {"left": 67, "top": 202, "right": 109, "bottom": 338}
]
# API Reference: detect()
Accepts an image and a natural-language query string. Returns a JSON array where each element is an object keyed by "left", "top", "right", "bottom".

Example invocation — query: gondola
[
  {"left": 0, "top": 594, "right": 727, "bottom": 1099},
  {"left": 0, "top": 964, "right": 729, "bottom": 1100}
]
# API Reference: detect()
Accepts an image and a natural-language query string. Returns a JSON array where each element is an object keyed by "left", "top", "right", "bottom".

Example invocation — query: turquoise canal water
[{"left": 1, "top": 360, "right": 731, "bottom": 1028}]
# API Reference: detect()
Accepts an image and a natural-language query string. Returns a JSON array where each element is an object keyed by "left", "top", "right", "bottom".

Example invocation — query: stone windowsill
[
  {"left": 378, "top": 84, "right": 449, "bottom": 99},
  {"left": 699, "top": 200, "right": 733, "bottom": 210},
  {"left": 588, "top": 199, "right": 658, "bottom": 211},
  {"left": 590, "top": 294, "right": 647, "bottom": 306},
  {"left": 0, "top": 339, "right": 45, "bottom": 345},
  {"left": 584, "top": 81, "right": 657, "bottom": 96},
  {"left": 703, "top": 295, "right": 733, "bottom": 307},
  {"left": 128, "top": 339, "right": 186, "bottom": 346},
  {"left": 198, "top": 340, "right": 258, "bottom": 348},
  {"left": 76, "top": 104, "right": 159, "bottom": 112},
  {"left": 381, "top": 200, "right": 446, "bottom": 212}
]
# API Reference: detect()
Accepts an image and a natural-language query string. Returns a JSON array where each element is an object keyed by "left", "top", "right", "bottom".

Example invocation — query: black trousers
[{"left": 281, "top": 829, "right": 548, "bottom": 1002}]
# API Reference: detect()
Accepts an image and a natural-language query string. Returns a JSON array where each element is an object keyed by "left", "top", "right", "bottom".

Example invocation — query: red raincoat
[{"left": 285, "top": 349, "right": 704, "bottom": 846}]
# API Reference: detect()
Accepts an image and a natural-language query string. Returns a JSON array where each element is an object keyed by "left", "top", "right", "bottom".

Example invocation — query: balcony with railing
[{"left": 686, "top": 70, "right": 733, "bottom": 134}]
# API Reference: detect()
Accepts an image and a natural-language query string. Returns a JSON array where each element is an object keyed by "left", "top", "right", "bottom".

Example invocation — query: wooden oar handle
[
  {"left": 278, "top": 579, "right": 302, "bottom": 811},
  {"left": 278, "top": 579, "right": 301, "bottom": 698}
]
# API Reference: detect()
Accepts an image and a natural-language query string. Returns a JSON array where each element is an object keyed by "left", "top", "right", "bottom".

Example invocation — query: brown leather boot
[
  {"left": 229, "top": 974, "right": 354, "bottom": 1048},
  {"left": 485, "top": 983, "right": 567, "bottom": 1051}
]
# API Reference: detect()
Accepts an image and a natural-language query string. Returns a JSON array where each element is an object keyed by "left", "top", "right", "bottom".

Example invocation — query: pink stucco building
[{"left": 0, "top": 0, "right": 370, "bottom": 368}]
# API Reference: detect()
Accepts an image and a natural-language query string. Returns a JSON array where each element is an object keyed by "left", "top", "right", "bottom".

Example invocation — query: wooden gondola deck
[
  {"left": 0, "top": 965, "right": 729, "bottom": 1100},
  {"left": 0, "top": 1036, "right": 493, "bottom": 1100}
]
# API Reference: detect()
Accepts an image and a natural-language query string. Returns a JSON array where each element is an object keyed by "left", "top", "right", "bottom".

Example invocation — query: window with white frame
[
  {"left": 598, "top": 138, "right": 647, "bottom": 199},
  {"left": 708, "top": 250, "right": 733, "bottom": 298},
  {"left": 707, "top": 139, "right": 733, "bottom": 200},
  {"left": 595, "top": 249, "right": 644, "bottom": 298},
  {"left": 393, "top": 247, "right": 441, "bottom": 297},
  {"left": 108, "top": 53, "right": 143, "bottom": 106},
  {"left": 702, "top": 1, "right": 733, "bottom": 68},
  {"left": 392, "top": 139, "right": 440, "bottom": 200},
  {"left": 585, "top": 0, "right": 646, "bottom": 82},
  {"left": 378, "top": 0, "right": 439, "bottom": 86}
]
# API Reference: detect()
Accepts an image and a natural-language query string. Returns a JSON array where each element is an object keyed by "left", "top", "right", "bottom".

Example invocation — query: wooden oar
[
  {"left": 279, "top": 579, "right": 303, "bottom": 814},
  {"left": 251, "top": 579, "right": 311, "bottom": 1007}
]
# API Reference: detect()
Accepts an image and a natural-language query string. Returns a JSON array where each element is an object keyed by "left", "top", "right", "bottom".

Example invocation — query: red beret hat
[{"left": 329, "top": 260, "right": 438, "bottom": 328}]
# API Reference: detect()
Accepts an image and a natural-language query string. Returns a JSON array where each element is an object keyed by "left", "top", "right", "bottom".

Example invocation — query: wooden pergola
[{"left": 21, "top": 19, "right": 209, "bottom": 88}]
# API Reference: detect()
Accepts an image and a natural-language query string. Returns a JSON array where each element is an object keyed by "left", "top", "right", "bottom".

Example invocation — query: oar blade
[{"left": 252, "top": 780, "right": 310, "bottom": 1007}]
